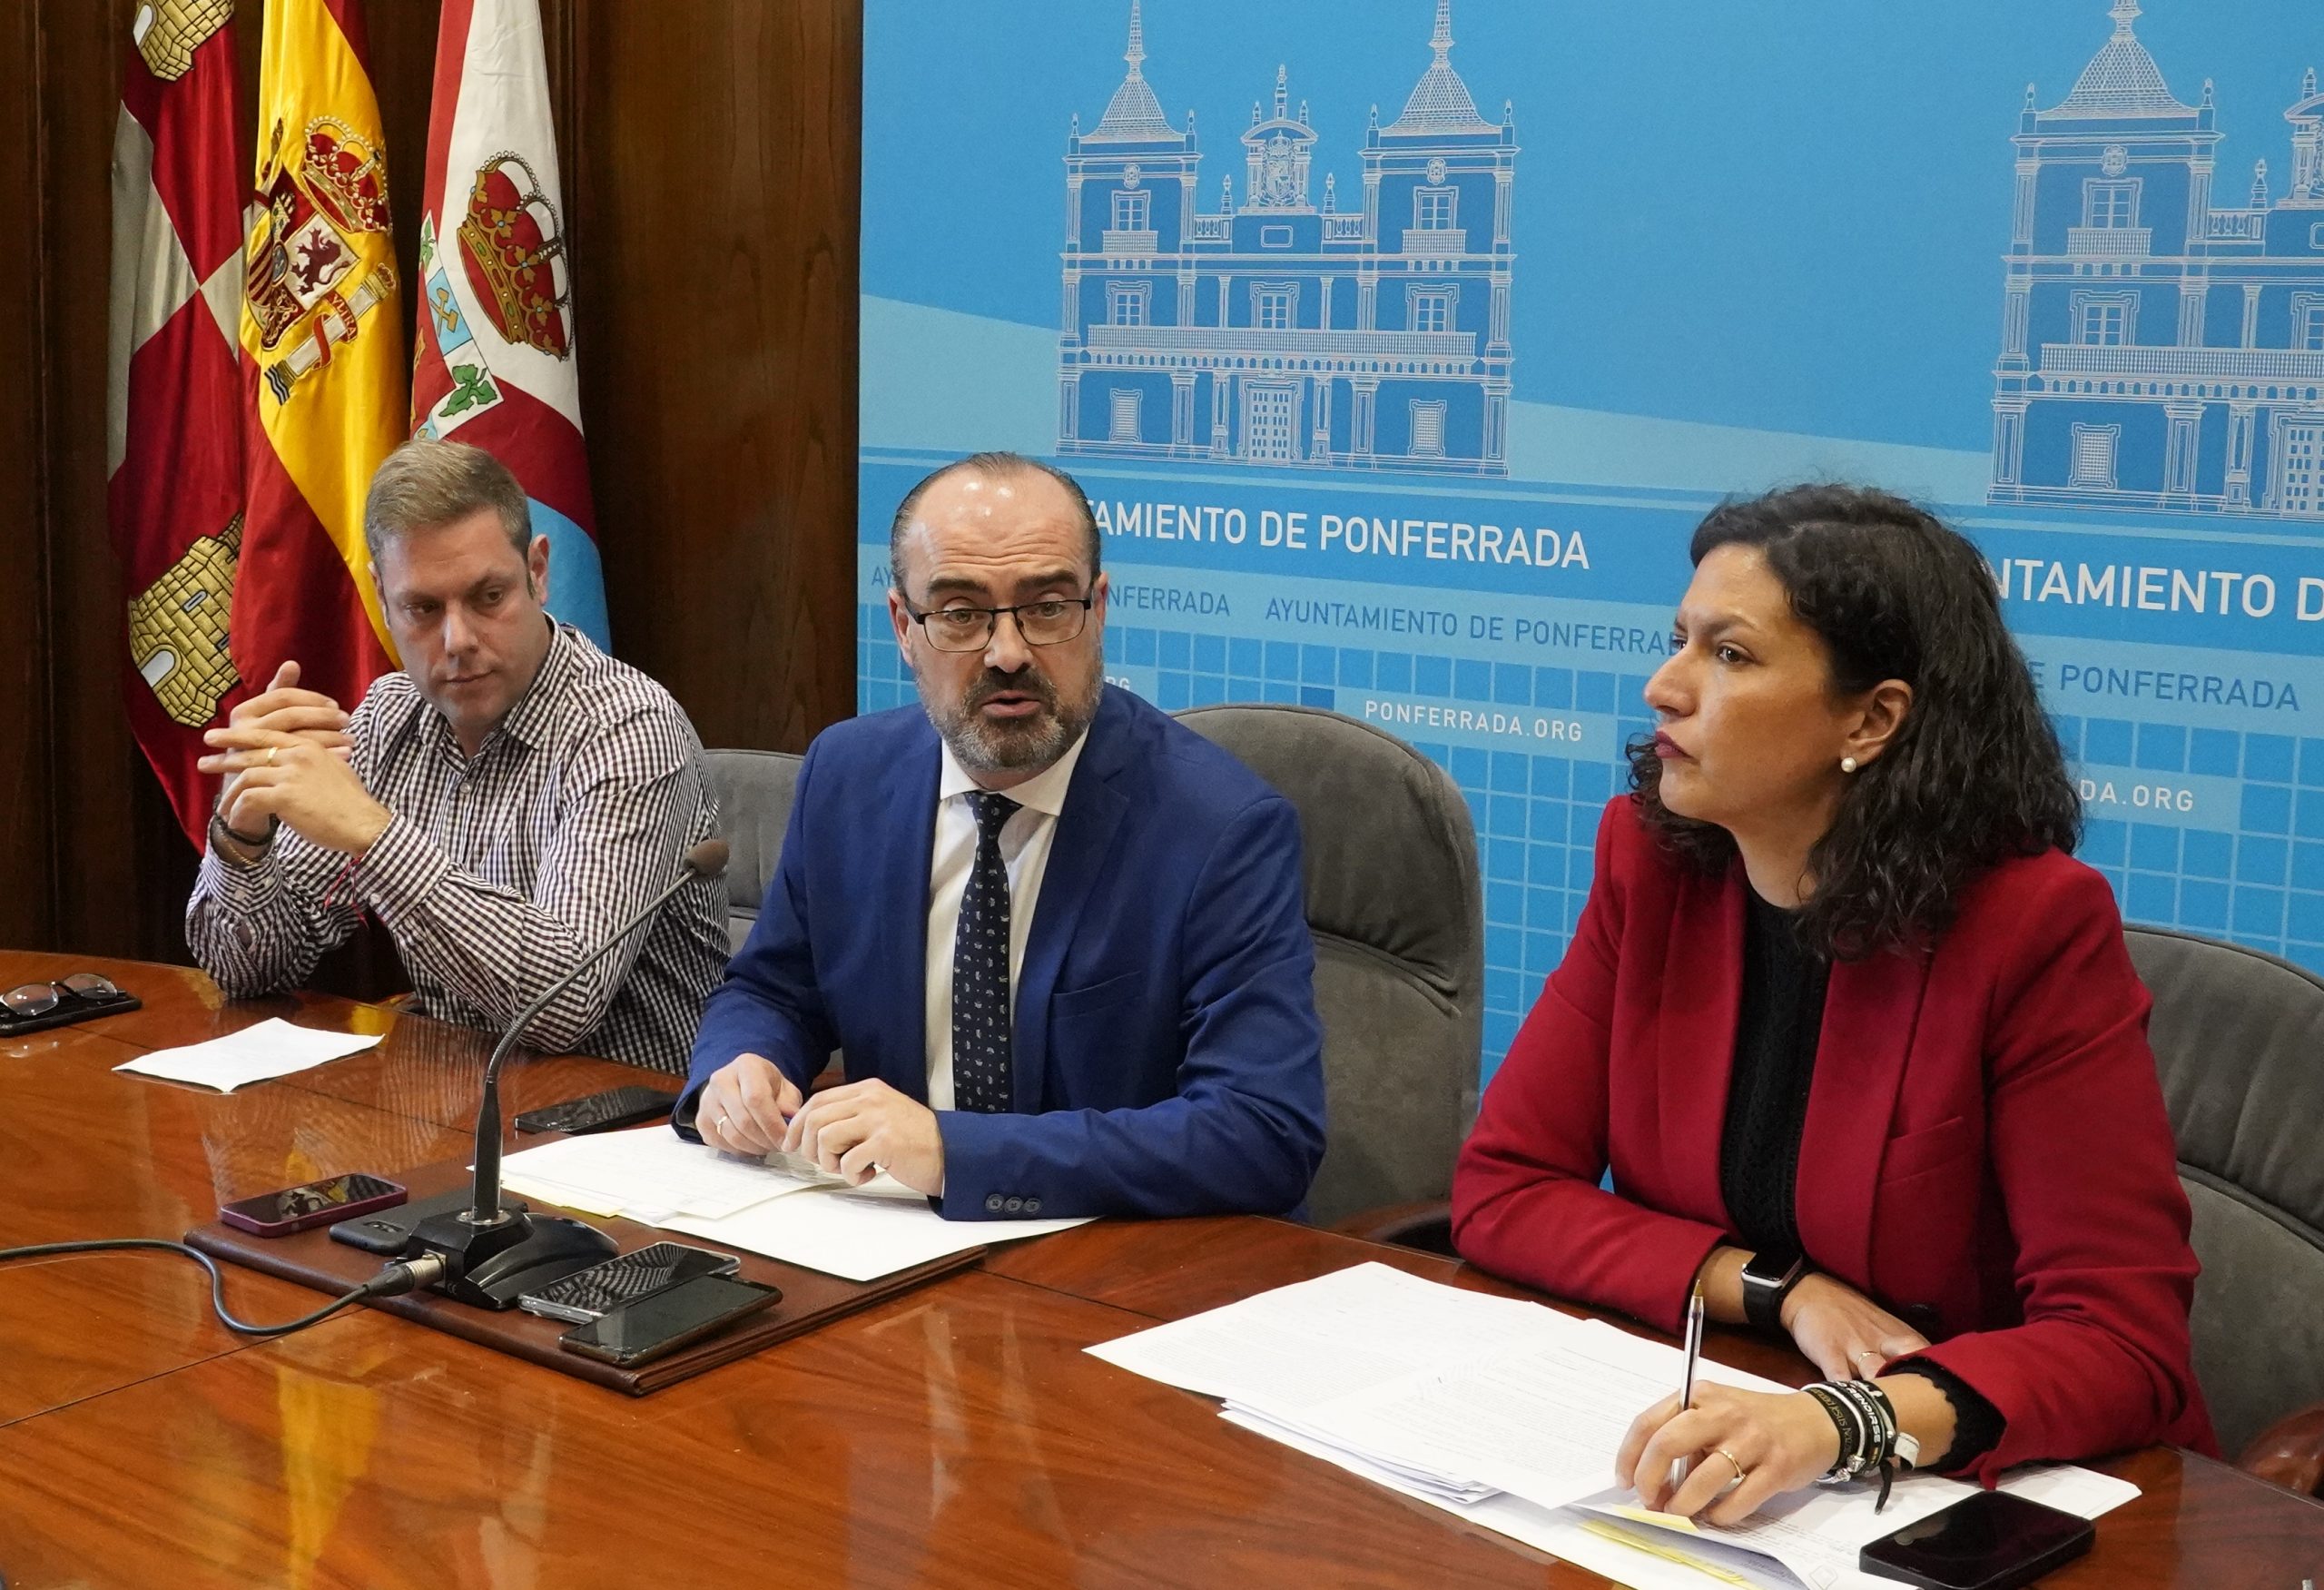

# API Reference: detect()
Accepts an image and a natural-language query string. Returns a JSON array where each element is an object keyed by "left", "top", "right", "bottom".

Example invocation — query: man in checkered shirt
[{"left": 186, "top": 439, "right": 727, "bottom": 1073}]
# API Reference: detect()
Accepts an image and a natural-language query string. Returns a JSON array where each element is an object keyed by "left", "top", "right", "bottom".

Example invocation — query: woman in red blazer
[{"left": 1452, "top": 485, "right": 2213, "bottom": 1522}]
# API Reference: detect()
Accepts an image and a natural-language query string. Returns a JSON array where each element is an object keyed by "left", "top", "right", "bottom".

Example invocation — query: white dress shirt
[{"left": 923, "top": 731, "right": 1090, "bottom": 1110}]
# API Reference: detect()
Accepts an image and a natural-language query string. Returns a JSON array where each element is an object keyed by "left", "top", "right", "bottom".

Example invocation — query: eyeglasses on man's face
[
  {"left": 903, "top": 595, "right": 1095, "bottom": 653},
  {"left": 3, "top": 972, "right": 121, "bottom": 1018}
]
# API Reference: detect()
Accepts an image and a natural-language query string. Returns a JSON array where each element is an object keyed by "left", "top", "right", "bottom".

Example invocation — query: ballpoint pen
[{"left": 1669, "top": 1281, "right": 1706, "bottom": 1499}]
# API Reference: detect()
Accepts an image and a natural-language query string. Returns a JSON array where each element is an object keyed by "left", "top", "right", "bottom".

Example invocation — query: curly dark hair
[{"left": 1628, "top": 483, "right": 2079, "bottom": 961}]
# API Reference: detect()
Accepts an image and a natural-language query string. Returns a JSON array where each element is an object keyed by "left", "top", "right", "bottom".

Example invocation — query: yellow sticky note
[
  {"left": 1578, "top": 1519, "right": 1757, "bottom": 1588},
  {"left": 1597, "top": 1502, "right": 1703, "bottom": 1534}
]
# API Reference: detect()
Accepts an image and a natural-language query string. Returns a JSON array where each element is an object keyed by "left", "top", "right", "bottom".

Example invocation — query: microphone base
[{"left": 409, "top": 1207, "right": 618, "bottom": 1310}]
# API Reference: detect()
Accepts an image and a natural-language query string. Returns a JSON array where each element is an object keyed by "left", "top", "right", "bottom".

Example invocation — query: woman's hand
[
  {"left": 1616, "top": 1382, "right": 1841, "bottom": 1523},
  {"left": 1780, "top": 1272, "right": 1930, "bottom": 1382}
]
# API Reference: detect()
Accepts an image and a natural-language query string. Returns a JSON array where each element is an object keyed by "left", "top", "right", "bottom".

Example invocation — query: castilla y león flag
[
  {"left": 106, "top": 0, "right": 248, "bottom": 849},
  {"left": 237, "top": 0, "right": 402, "bottom": 715},
  {"left": 412, "top": 0, "right": 607, "bottom": 647}
]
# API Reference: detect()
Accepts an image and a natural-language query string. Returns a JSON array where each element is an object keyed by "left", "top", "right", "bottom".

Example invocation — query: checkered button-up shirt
[{"left": 187, "top": 623, "right": 729, "bottom": 1072}]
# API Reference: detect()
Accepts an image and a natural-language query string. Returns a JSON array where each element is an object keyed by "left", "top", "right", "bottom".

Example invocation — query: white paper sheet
[
  {"left": 1219, "top": 1407, "right": 1818, "bottom": 1590},
  {"left": 1096, "top": 1260, "right": 2141, "bottom": 1590},
  {"left": 660, "top": 1184, "right": 1091, "bottom": 1281},
  {"left": 112, "top": 1018, "right": 382, "bottom": 1091},
  {"left": 497, "top": 1128, "right": 917, "bottom": 1222},
  {"left": 1086, "top": 1259, "right": 1581, "bottom": 1413}
]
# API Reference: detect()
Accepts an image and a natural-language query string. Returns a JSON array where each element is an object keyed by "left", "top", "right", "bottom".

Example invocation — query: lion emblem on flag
[{"left": 243, "top": 114, "right": 399, "bottom": 402}]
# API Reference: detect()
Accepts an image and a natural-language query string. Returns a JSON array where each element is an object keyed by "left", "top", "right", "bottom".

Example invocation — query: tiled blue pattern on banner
[{"left": 864, "top": 598, "right": 2324, "bottom": 1083}]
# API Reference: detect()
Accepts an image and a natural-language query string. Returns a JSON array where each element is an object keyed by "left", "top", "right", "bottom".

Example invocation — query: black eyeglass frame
[
  {"left": 901, "top": 594, "right": 1097, "bottom": 653},
  {"left": 0, "top": 971, "right": 139, "bottom": 1038}
]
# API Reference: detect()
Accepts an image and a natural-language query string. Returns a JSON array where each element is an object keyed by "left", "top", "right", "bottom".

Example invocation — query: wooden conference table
[{"left": 1, "top": 952, "right": 2319, "bottom": 1588}]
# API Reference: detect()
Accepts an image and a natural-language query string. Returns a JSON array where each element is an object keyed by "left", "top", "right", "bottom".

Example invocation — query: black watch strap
[{"left": 1740, "top": 1248, "right": 1807, "bottom": 1333}]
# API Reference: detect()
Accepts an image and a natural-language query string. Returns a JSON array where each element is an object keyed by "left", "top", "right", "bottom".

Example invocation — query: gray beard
[{"left": 919, "top": 659, "right": 1102, "bottom": 776}]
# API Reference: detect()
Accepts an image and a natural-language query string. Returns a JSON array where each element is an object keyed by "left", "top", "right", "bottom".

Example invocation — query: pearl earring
[{"left": 1841, "top": 755, "right": 1859, "bottom": 774}]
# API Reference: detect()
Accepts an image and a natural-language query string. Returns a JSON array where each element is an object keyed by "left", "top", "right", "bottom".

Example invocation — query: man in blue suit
[{"left": 681, "top": 452, "right": 1325, "bottom": 1220}]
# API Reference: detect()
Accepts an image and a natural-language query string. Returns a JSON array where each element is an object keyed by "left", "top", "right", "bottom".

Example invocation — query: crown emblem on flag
[
  {"left": 457, "top": 152, "right": 572, "bottom": 358},
  {"left": 301, "top": 116, "right": 392, "bottom": 236}
]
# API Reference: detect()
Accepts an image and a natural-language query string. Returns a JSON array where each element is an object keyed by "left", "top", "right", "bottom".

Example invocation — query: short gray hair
[{"left": 364, "top": 438, "right": 532, "bottom": 564}]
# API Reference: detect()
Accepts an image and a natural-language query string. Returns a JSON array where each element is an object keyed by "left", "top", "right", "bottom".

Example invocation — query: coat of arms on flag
[
  {"left": 412, "top": 0, "right": 609, "bottom": 649},
  {"left": 108, "top": 0, "right": 247, "bottom": 844},
  {"left": 233, "top": 0, "right": 404, "bottom": 713},
  {"left": 245, "top": 112, "right": 398, "bottom": 405}
]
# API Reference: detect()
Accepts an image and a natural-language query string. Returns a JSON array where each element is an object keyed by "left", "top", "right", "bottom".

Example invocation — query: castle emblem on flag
[
  {"left": 457, "top": 152, "right": 572, "bottom": 358},
  {"left": 131, "top": 0, "right": 233, "bottom": 82},
  {"left": 127, "top": 514, "right": 242, "bottom": 728},
  {"left": 245, "top": 114, "right": 398, "bottom": 402}
]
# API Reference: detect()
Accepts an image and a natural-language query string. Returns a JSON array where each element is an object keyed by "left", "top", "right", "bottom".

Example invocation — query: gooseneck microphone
[{"left": 411, "top": 837, "right": 730, "bottom": 1308}]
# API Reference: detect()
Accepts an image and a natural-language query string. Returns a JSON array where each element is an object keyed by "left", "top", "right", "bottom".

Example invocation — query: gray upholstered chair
[
  {"left": 703, "top": 748, "right": 803, "bottom": 954},
  {"left": 1174, "top": 704, "right": 1483, "bottom": 1230},
  {"left": 2125, "top": 923, "right": 2324, "bottom": 1492}
]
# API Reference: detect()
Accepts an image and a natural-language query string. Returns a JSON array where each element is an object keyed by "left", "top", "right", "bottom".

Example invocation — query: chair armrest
[
  {"left": 1329, "top": 1199, "right": 1456, "bottom": 1257},
  {"left": 2239, "top": 1404, "right": 2324, "bottom": 1498}
]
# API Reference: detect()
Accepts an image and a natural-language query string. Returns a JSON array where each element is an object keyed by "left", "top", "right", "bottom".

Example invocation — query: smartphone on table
[
  {"left": 516, "top": 1241, "right": 743, "bottom": 1324},
  {"left": 219, "top": 1172, "right": 406, "bottom": 1238},
  {"left": 511, "top": 1085, "right": 681, "bottom": 1136},
  {"left": 1858, "top": 1490, "right": 2094, "bottom": 1590},
  {"left": 557, "top": 1273, "right": 782, "bottom": 1368}
]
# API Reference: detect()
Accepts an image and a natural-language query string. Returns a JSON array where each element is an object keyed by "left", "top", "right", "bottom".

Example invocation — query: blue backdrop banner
[{"left": 861, "top": 0, "right": 2324, "bottom": 1079}]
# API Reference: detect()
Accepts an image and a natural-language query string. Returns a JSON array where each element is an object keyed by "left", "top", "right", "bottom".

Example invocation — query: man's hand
[
  {"left": 1780, "top": 1272, "right": 1932, "bottom": 1382},
  {"left": 199, "top": 724, "right": 391, "bottom": 856},
  {"left": 202, "top": 661, "right": 360, "bottom": 843},
  {"left": 782, "top": 1078, "right": 945, "bottom": 1197},
  {"left": 696, "top": 1053, "right": 804, "bottom": 1156}
]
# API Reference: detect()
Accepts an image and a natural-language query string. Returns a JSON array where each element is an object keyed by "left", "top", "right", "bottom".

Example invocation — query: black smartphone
[
  {"left": 328, "top": 1185, "right": 527, "bottom": 1255},
  {"left": 511, "top": 1085, "right": 681, "bottom": 1137},
  {"left": 556, "top": 1272, "right": 783, "bottom": 1368},
  {"left": 516, "top": 1241, "right": 743, "bottom": 1324},
  {"left": 219, "top": 1172, "right": 406, "bottom": 1238},
  {"left": 1859, "top": 1490, "right": 2094, "bottom": 1590}
]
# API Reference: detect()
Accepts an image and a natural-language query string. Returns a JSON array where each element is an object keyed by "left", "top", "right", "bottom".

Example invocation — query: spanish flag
[{"left": 235, "top": 0, "right": 402, "bottom": 706}]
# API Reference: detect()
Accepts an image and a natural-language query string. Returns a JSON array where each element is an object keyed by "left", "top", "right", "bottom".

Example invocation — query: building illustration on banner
[
  {"left": 1059, "top": 0, "right": 1516, "bottom": 475},
  {"left": 1992, "top": 0, "right": 2324, "bottom": 523}
]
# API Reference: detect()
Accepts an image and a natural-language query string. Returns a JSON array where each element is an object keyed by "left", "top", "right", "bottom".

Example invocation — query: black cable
[{"left": 0, "top": 1239, "right": 442, "bottom": 1337}]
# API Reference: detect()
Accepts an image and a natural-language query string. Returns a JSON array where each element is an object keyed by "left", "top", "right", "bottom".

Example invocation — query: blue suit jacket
[{"left": 681, "top": 686, "right": 1326, "bottom": 1220}]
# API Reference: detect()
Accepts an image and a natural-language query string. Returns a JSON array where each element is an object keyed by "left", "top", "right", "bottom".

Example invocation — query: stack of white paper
[
  {"left": 113, "top": 1018, "right": 382, "bottom": 1091},
  {"left": 498, "top": 1127, "right": 1094, "bottom": 1281},
  {"left": 1091, "top": 1262, "right": 2142, "bottom": 1588},
  {"left": 497, "top": 1128, "right": 911, "bottom": 1221}
]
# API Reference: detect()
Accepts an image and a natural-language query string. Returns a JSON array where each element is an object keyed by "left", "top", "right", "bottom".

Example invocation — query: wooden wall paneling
[
  {"left": 566, "top": 0, "right": 861, "bottom": 754},
  {"left": 33, "top": 0, "right": 144, "bottom": 958},
  {"left": 0, "top": 0, "right": 57, "bottom": 950}
]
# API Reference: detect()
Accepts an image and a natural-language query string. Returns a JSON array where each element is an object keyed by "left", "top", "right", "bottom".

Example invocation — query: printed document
[{"left": 1094, "top": 1262, "right": 2139, "bottom": 1587}]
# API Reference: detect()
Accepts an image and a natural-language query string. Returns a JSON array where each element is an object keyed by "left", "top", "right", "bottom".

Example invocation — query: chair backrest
[
  {"left": 704, "top": 748, "right": 804, "bottom": 954},
  {"left": 2125, "top": 923, "right": 2324, "bottom": 1457},
  {"left": 1174, "top": 704, "right": 1483, "bottom": 1226}
]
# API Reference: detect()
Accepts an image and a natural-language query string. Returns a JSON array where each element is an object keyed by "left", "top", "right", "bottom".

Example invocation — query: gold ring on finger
[
  {"left": 1716, "top": 1447, "right": 1746, "bottom": 1480},
  {"left": 266, "top": 746, "right": 279, "bottom": 765}
]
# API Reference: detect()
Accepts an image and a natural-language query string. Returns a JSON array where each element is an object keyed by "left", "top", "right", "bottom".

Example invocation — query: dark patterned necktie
[{"left": 951, "top": 791, "right": 1020, "bottom": 1113}]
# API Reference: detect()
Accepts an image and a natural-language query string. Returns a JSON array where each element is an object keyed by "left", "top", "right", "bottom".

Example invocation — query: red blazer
[{"left": 1452, "top": 796, "right": 2215, "bottom": 1480}]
